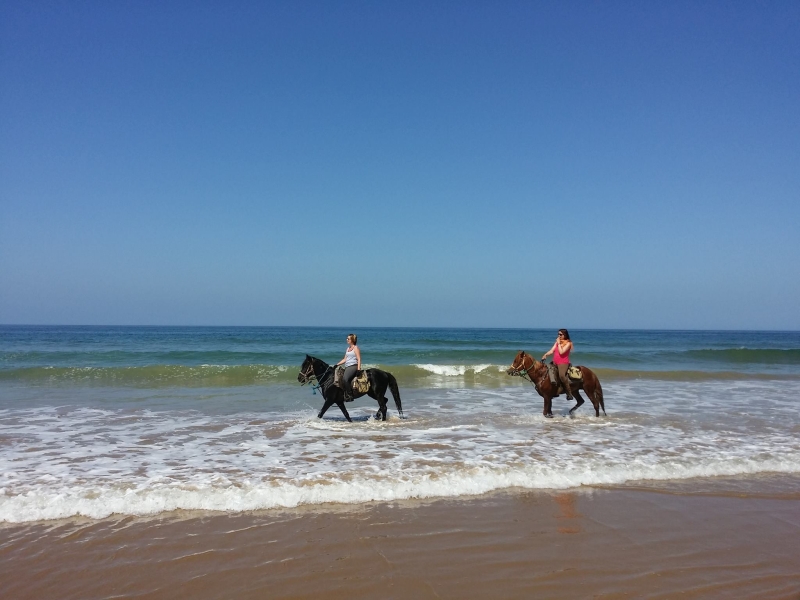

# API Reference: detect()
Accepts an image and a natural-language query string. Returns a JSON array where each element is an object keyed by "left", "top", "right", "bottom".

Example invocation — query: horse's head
[
  {"left": 507, "top": 350, "right": 536, "bottom": 376},
  {"left": 298, "top": 354, "right": 315, "bottom": 384}
]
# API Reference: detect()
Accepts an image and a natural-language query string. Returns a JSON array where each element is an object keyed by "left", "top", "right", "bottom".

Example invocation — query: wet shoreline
[{"left": 3, "top": 482, "right": 799, "bottom": 599}]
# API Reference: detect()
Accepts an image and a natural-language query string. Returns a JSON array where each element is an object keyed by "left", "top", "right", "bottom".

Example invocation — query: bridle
[
  {"left": 298, "top": 362, "right": 317, "bottom": 385},
  {"left": 299, "top": 359, "right": 332, "bottom": 395},
  {"left": 508, "top": 351, "right": 544, "bottom": 388}
]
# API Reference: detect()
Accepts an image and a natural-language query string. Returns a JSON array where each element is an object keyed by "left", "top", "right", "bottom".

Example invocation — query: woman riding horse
[
  {"left": 298, "top": 354, "right": 404, "bottom": 422},
  {"left": 335, "top": 333, "right": 361, "bottom": 402},
  {"left": 507, "top": 350, "right": 606, "bottom": 418},
  {"left": 542, "top": 329, "right": 574, "bottom": 400}
]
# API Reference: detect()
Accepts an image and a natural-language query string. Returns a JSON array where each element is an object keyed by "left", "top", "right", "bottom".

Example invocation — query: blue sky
[{"left": 1, "top": 1, "right": 798, "bottom": 329}]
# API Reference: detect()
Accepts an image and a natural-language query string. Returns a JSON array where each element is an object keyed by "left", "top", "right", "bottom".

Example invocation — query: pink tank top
[{"left": 554, "top": 343, "right": 571, "bottom": 365}]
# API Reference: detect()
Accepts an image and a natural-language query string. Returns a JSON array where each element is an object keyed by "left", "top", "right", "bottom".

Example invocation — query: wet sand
[{"left": 2, "top": 486, "right": 799, "bottom": 599}]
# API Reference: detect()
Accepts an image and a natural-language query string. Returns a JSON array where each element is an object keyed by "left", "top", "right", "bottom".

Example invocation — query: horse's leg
[
  {"left": 336, "top": 399, "right": 352, "bottom": 422},
  {"left": 379, "top": 395, "right": 388, "bottom": 421},
  {"left": 318, "top": 398, "right": 334, "bottom": 419},
  {"left": 543, "top": 395, "right": 554, "bottom": 418},
  {"left": 580, "top": 369, "right": 606, "bottom": 416},
  {"left": 320, "top": 389, "right": 352, "bottom": 422},
  {"left": 369, "top": 389, "right": 388, "bottom": 421},
  {"left": 583, "top": 379, "right": 601, "bottom": 417},
  {"left": 539, "top": 381, "right": 554, "bottom": 418},
  {"left": 377, "top": 381, "right": 390, "bottom": 421},
  {"left": 568, "top": 389, "right": 585, "bottom": 415}
]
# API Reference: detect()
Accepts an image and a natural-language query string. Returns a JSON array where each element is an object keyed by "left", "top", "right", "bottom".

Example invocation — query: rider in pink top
[
  {"left": 553, "top": 342, "right": 570, "bottom": 364},
  {"left": 542, "top": 329, "right": 574, "bottom": 400}
]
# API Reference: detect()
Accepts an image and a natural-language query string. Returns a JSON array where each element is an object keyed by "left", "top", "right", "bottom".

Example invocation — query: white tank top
[{"left": 344, "top": 348, "right": 358, "bottom": 367}]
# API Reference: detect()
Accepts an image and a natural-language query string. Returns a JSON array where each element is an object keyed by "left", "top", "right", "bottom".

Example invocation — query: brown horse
[{"left": 506, "top": 351, "right": 606, "bottom": 418}]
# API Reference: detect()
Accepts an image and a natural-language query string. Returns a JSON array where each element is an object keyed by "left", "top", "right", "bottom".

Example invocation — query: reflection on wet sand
[
  {"left": 553, "top": 492, "right": 582, "bottom": 534},
  {"left": 2, "top": 486, "right": 800, "bottom": 599}
]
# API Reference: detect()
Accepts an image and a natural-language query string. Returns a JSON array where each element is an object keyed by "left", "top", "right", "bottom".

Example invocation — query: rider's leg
[
  {"left": 557, "top": 363, "right": 573, "bottom": 400},
  {"left": 342, "top": 365, "right": 357, "bottom": 401}
]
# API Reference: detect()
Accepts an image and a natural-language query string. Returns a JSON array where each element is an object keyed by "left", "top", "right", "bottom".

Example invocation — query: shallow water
[
  {"left": 2, "top": 379, "right": 800, "bottom": 522},
  {"left": 1, "top": 326, "right": 799, "bottom": 523}
]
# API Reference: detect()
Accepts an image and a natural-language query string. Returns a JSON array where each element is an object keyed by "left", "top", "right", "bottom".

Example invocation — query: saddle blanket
[
  {"left": 334, "top": 365, "right": 344, "bottom": 387},
  {"left": 352, "top": 371, "right": 370, "bottom": 393}
]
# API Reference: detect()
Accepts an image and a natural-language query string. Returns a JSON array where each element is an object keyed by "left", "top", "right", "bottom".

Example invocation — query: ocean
[{"left": 2, "top": 325, "right": 799, "bottom": 523}]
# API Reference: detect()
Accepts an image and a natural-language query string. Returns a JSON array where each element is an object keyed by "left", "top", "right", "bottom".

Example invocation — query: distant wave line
[{"left": 1, "top": 363, "right": 798, "bottom": 387}]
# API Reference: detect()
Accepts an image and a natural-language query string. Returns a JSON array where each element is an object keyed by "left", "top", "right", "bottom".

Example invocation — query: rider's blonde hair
[{"left": 348, "top": 333, "right": 358, "bottom": 345}]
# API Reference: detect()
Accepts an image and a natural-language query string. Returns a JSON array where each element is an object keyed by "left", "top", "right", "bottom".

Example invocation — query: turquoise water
[
  {"left": 2, "top": 326, "right": 799, "bottom": 522},
  {"left": 2, "top": 326, "right": 799, "bottom": 388}
]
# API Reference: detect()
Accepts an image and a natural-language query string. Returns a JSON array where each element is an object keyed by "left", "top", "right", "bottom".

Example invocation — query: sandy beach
[{"left": 2, "top": 482, "right": 799, "bottom": 599}]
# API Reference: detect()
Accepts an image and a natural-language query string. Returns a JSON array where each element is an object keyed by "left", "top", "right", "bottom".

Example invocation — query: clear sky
[{"left": 1, "top": 1, "right": 798, "bottom": 329}]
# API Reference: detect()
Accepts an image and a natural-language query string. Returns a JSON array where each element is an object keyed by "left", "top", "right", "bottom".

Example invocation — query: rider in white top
[
  {"left": 344, "top": 348, "right": 357, "bottom": 367},
  {"left": 336, "top": 334, "right": 361, "bottom": 400}
]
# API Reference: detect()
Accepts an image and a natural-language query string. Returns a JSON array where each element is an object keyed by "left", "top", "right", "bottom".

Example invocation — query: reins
[
  {"left": 299, "top": 361, "right": 333, "bottom": 395},
  {"left": 509, "top": 352, "right": 546, "bottom": 390}
]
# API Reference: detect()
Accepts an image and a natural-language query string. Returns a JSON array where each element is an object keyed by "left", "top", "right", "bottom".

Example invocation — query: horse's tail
[
  {"left": 387, "top": 373, "right": 404, "bottom": 418},
  {"left": 594, "top": 376, "right": 606, "bottom": 416},
  {"left": 580, "top": 366, "right": 606, "bottom": 416}
]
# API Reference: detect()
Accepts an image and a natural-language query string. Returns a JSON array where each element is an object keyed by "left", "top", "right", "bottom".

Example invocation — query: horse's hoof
[{"left": 545, "top": 413, "right": 554, "bottom": 419}]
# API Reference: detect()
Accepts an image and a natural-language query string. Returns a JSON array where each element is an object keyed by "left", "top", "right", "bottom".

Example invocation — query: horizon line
[{"left": 1, "top": 324, "right": 798, "bottom": 333}]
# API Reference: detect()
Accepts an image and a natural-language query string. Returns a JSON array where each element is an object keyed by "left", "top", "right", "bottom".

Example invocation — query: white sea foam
[
  {"left": 413, "top": 364, "right": 500, "bottom": 376},
  {"left": 2, "top": 379, "right": 800, "bottom": 522}
]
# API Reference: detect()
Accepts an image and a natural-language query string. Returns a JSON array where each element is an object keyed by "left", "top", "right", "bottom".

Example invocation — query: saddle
[
  {"left": 334, "top": 366, "right": 370, "bottom": 398},
  {"left": 547, "top": 363, "right": 583, "bottom": 386}
]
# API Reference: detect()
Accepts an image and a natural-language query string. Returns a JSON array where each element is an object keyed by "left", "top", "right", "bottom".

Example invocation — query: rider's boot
[{"left": 560, "top": 373, "right": 574, "bottom": 400}]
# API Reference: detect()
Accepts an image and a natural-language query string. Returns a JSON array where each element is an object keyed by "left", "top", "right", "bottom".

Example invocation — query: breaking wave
[{"left": 1, "top": 362, "right": 797, "bottom": 388}]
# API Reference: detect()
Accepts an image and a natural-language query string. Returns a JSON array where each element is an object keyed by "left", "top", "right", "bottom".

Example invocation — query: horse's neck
[
  {"left": 530, "top": 360, "right": 545, "bottom": 376},
  {"left": 313, "top": 359, "right": 329, "bottom": 377}
]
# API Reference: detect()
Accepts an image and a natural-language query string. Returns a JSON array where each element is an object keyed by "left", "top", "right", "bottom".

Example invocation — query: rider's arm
[
  {"left": 354, "top": 346, "right": 361, "bottom": 370},
  {"left": 336, "top": 350, "right": 347, "bottom": 366},
  {"left": 542, "top": 343, "right": 557, "bottom": 360}
]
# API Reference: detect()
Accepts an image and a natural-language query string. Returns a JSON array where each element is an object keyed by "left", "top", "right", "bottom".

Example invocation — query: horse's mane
[{"left": 307, "top": 355, "right": 334, "bottom": 385}]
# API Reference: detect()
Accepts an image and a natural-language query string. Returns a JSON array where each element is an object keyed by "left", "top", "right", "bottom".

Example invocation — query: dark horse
[
  {"left": 507, "top": 351, "right": 606, "bottom": 418},
  {"left": 297, "top": 355, "right": 404, "bottom": 422}
]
